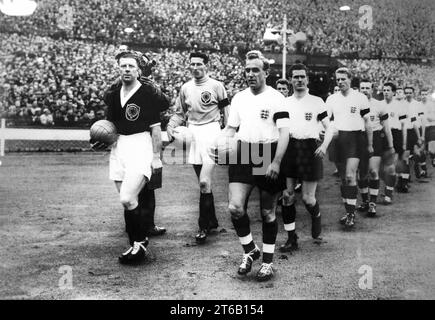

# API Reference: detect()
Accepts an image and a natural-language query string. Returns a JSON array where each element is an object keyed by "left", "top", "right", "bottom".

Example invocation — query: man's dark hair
[
  {"left": 189, "top": 52, "right": 209, "bottom": 64},
  {"left": 276, "top": 79, "right": 290, "bottom": 89},
  {"left": 115, "top": 51, "right": 139, "bottom": 65},
  {"left": 383, "top": 82, "right": 396, "bottom": 92},
  {"left": 289, "top": 63, "right": 308, "bottom": 77}
]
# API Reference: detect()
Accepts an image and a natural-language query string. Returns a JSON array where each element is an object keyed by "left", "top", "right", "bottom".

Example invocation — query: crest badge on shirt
[
  {"left": 350, "top": 106, "right": 357, "bottom": 114},
  {"left": 201, "top": 91, "right": 212, "bottom": 105},
  {"left": 260, "top": 109, "right": 270, "bottom": 120},
  {"left": 125, "top": 103, "right": 140, "bottom": 121},
  {"left": 370, "top": 115, "right": 375, "bottom": 122},
  {"left": 305, "top": 112, "right": 313, "bottom": 121}
]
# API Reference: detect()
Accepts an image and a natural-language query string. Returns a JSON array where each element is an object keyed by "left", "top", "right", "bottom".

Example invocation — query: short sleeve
[
  {"left": 273, "top": 95, "right": 290, "bottom": 128},
  {"left": 227, "top": 95, "right": 241, "bottom": 128}
]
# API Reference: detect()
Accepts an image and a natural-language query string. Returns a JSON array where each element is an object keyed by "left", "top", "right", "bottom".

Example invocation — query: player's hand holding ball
[{"left": 89, "top": 120, "right": 118, "bottom": 151}]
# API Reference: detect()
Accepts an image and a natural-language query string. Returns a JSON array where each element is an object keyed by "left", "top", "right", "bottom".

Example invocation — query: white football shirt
[
  {"left": 228, "top": 86, "right": 290, "bottom": 143},
  {"left": 325, "top": 89, "right": 370, "bottom": 131},
  {"left": 383, "top": 99, "right": 407, "bottom": 130},
  {"left": 283, "top": 93, "right": 328, "bottom": 139}
]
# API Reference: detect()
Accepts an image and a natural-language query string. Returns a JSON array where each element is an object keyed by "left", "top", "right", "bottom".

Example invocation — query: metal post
[
  {"left": 0, "top": 118, "right": 5, "bottom": 156},
  {"left": 282, "top": 15, "right": 287, "bottom": 79}
]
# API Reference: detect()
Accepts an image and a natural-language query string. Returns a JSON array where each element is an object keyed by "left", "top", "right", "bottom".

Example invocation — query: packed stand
[
  {"left": 0, "top": 34, "right": 246, "bottom": 127},
  {"left": 0, "top": 0, "right": 433, "bottom": 59}
]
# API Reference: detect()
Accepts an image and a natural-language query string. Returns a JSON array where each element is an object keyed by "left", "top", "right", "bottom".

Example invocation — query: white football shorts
[
  {"left": 188, "top": 121, "right": 221, "bottom": 165},
  {"left": 109, "top": 131, "right": 153, "bottom": 181}
]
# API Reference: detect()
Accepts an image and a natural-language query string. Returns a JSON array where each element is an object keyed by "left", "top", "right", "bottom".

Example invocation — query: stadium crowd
[
  {"left": 0, "top": 34, "right": 247, "bottom": 127},
  {"left": 0, "top": 0, "right": 433, "bottom": 59},
  {"left": 1, "top": 32, "right": 434, "bottom": 127},
  {"left": 1, "top": 0, "right": 434, "bottom": 127}
]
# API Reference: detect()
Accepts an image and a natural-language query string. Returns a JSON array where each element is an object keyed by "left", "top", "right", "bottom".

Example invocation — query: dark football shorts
[
  {"left": 406, "top": 129, "right": 418, "bottom": 152},
  {"left": 327, "top": 136, "right": 340, "bottom": 163},
  {"left": 358, "top": 134, "right": 369, "bottom": 176},
  {"left": 228, "top": 141, "right": 286, "bottom": 194},
  {"left": 425, "top": 126, "right": 435, "bottom": 142},
  {"left": 281, "top": 138, "right": 323, "bottom": 181},
  {"left": 337, "top": 130, "right": 365, "bottom": 162},
  {"left": 392, "top": 129, "right": 404, "bottom": 156},
  {"left": 372, "top": 130, "right": 389, "bottom": 157}
]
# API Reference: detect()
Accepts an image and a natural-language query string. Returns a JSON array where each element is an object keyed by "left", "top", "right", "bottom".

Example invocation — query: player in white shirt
[
  {"left": 417, "top": 88, "right": 431, "bottom": 174},
  {"left": 276, "top": 78, "right": 291, "bottom": 98},
  {"left": 167, "top": 52, "right": 229, "bottom": 244},
  {"left": 323, "top": 68, "right": 373, "bottom": 228},
  {"left": 421, "top": 88, "right": 435, "bottom": 167},
  {"left": 403, "top": 86, "right": 425, "bottom": 182},
  {"left": 279, "top": 64, "right": 330, "bottom": 252},
  {"left": 216, "top": 50, "right": 290, "bottom": 282},
  {"left": 379, "top": 83, "right": 407, "bottom": 204},
  {"left": 357, "top": 80, "right": 394, "bottom": 215}
]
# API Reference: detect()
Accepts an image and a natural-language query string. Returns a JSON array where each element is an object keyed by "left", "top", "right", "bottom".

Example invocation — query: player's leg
[
  {"left": 367, "top": 156, "right": 381, "bottom": 216},
  {"left": 257, "top": 189, "right": 281, "bottom": 282},
  {"left": 428, "top": 126, "right": 435, "bottom": 167},
  {"left": 229, "top": 182, "right": 258, "bottom": 275},
  {"left": 357, "top": 152, "right": 370, "bottom": 212},
  {"left": 138, "top": 187, "right": 166, "bottom": 236},
  {"left": 194, "top": 162, "right": 217, "bottom": 243},
  {"left": 382, "top": 152, "right": 397, "bottom": 205},
  {"left": 343, "top": 157, "right": 360, "bottom": 228},
  {"left": 302, "top": 181, "right": 321, "bottom": 239},
  {"left": 118, "top": 172, "right": 149, "bottom": 264},
  {"left": 279, "top": 178, "right": 298, "bottom": 252}
]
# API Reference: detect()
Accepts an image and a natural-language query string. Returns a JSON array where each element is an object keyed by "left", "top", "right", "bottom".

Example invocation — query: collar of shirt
[{"left": 120, "top": 82, "right": 142, "bottom": 108}]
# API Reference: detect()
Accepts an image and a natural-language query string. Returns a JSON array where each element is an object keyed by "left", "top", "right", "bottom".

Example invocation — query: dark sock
[
  {"left": 369, "top": 179, "right": 379, "bottom": 203},
  {"left": 199, "top": 192, "right": 215, "bottom": 230},
  {"left": 232, "top": 213, "right": 254, "bottom": 253},
  {"left": 281, "top": 203, "right": 296, "bottom": 237},
  {"left": 262, "top": 219, "right": 278, "bottom": 264},
  {"left": 304, "top": 201, "right": 320, "bottom": 217},
  {"left": 344, "top": 185, "right": 357, "bottom": 213},
  {"left": 125, "top": 206, "right": 147, "bottom": 245},
  {"left": 358, "top": 178, "right": 369, "bottom": 203},
  {"left": 138, "top": 188, "right": 156, "bottom": 232}
]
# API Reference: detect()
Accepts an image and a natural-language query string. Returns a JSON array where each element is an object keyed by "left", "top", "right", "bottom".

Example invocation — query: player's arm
[
  {"left": 217, "top": 83, "right": 230, "bottom": 127},
  {"left": 380, "top": 112, "right": 394, "bottom": 152},
  {"left": 411, "top": 113, "right": 422, "bottom": 144},
  {"left": 150, "top": 124, "right": 163, "bottom": 171},
  {"left": 362, "top": 108, "right": 374, "bottom": 154},
  {"left": 166, "top": 91, "right": 187, "bottom": 142},
  {"left": 266, "top": 111, "right": 290, "bottom": 180},
  {"left": 419, "top": 109, "right": 427, "bottom": 142},
  {"left": 315, "top": 110, "right": 332, "bottom": 158}
]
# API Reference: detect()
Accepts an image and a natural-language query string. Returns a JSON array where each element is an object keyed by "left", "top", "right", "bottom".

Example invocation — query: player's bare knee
[
  {"left": 261, "top": 210, "right": 276, "bottom": 223},
  {"left": 302, "top": 194, "right": 316, "bottom": 207},
  {"left": 199, "top": 180, "right": 211, "bottom": 193},
  {"left": 119, "top": 195, "right": 137, "bottom": 210},
  {"left": 345, "top": 174, "right": 355, "bottom": 185},
  {"left": 228, "top": 203, "right": 244, "bottom": 220},
  {"left": 282, "top": 190, "right": 295, "bottom": 206},
  {"left": 369, "top": 169, "right": 378, "bottom": 180},
  {"left": 385, "top": 165, "right": 396, "bottom": 176}
]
